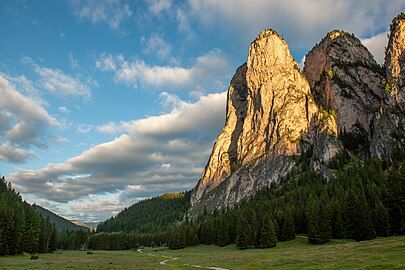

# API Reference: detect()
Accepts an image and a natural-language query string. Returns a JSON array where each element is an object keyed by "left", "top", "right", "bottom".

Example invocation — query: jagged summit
[
  {"left": 191, "top": 27, "right": 318, "bottom": 207},
  {"left": 190, "top": 14, "right": 405, "bottom": 216},
  {"left": 303, "top": 27, "right": 384, "bottom": 136},
  {"left": 385, "top": 12, "right": 405, "bottom": 107}
]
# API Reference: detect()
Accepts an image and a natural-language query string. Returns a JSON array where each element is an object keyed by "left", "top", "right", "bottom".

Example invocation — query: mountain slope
[
  {"left": 97, "top": 191, "right": 191, "bottom": 233},
  {"left": 189, "top": 14, "right": 405, "bottom": 217},
  {"left": 33, "top": 205, "right": 88, "bottom": 231}
]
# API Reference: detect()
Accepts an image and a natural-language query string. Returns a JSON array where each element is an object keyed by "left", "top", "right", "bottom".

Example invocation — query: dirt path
[{"left": 137, "top": 248, "right": 229, "bottom": 270}]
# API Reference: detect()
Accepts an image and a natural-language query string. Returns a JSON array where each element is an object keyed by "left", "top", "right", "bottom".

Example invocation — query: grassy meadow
[{"left": 0, "top": 236, "right": 404, "bottom": 270}]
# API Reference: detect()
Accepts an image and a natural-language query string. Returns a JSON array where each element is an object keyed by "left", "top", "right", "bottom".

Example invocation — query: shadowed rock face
[
  {"left": 191, "top": 29, "right": 318, "bottom": 207},
  {"left": 303, "top": 30, "right": 385, "bottom": 137},
  {"left": 190, "top": 14, "right": 405, "bottom": 215}
]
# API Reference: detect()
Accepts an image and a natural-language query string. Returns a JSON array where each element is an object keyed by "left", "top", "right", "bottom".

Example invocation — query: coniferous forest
[
  {"left": 1, "top": 150, "right": 404, "bottom": 253},
  {"left": 82, "top": 150, "right": 404, "bottom": 251},
  {"left": 0, "top": 177, "right": 90, "bottom": 255}
]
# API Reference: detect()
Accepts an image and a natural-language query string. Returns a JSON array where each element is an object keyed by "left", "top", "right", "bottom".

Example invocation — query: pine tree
[
  {"left": 279, "top": 209, "right": 295, "bottom": 242},
  {"left": 343, "top": 190, "right": 376, "bottom": 241},
  {"left": 373, "top": 200, "right": 390, "bottom": 237},
  {"left": 330, "top": 199, "right": 344, "bottom": 239},
  {"left": 258, "top": 214, "right": 277, "bottom": 248},
  {"left": 235, "top": 214, "right": 250, "bottom": 249},
  {"left": 216, "top": 216, "right": 230, "bottom": 247},
  {"left": 306, "top": 194, "right": 331, "bottom": 244},
  {"left": 387, "top": 164, "right": 405, "bottom": 235}
]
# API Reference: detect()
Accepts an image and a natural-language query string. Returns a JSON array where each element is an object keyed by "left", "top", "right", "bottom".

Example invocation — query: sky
[{"left": 0, "top": 0, "right": 403, "bottom": 223}]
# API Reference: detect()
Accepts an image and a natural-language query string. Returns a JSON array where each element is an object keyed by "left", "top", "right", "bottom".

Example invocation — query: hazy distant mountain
[
  {"left": 71, "top": 220, "right": 99, "bottom": 231},
  {"left": 33, "top": 204, "right": 89, "bottom": 231}
]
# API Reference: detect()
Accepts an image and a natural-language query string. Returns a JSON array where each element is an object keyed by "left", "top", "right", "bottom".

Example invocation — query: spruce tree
[
  {"left": 387, "top": 164, "right": 405, "bottom": 235},
  {"left": 307, "top": 195, "right": 331, "bottom": 244},
  {"left": 373, "top": 200, "right": 390, "bottom": 237},
  {"left": 216, "top": 216, "right": 230, "bottom": 247},
  {"left": 343, "top": 190, "right": 376, "bottom": 241},
  {"left": 235, "top": 215, "right": 250, "bottom": 249},
  {"left": 279, "top": 209, "right": 295, "bottom": 242},
  {"left": 258, "top": 215, "right": 277, "bottom": 248}
]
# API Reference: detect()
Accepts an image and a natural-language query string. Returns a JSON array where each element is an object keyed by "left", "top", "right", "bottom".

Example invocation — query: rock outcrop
[
  {"left": 191, "top": 29, "right": 319, "bottom": 207},
  {"left": 303, "top": 30, "right": 385, "bottom": 140},
  {"left": 190, "top": 14, "right": 405, "bottom": 216},
  {"left": 370, "top": 14, "right": 405, "bottom": 161}
]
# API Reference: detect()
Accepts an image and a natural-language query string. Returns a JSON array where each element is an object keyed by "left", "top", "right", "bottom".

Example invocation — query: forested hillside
[
  {"left": 34, "top": 205, "right": 89, "bottom": 232},
  {"left": 167, "top": 152, "right": 405, "bottom": 249},
  {"left": 96, "top": 192, "right": 191, "bottom": 234},
  {"left": 89, "top": 151, "right": 404, "bottom": 251},
  {"left": 0, "top": 176, "right": 57, "bottom": 255}
]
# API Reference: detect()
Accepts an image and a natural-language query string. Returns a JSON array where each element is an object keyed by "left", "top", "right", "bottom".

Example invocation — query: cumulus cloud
[
  {"left": 9, "top": 92, "right": 227, "bottom": 213},
  {"left": 96, "top": 49, "right": 231, "bottom": 92},
  {"left": 0, "top": 143, "right": 35, "bottom": 163},
  {"left": 69, "top": 0, "right": 132, "bottom": 31},
  {"left": 180, "top": 0, "right": 404, "bottom": 51},
  {"left": 361, "top": 31, "right": 389, "bottom": 64},
  {"left": 0, "top": 74, "right": 57, "bottom": 162}
]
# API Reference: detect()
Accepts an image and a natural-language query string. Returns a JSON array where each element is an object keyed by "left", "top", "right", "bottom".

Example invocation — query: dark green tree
[
  {"left": 257, "top": 214, "right": 277, "bottom": 248},
  {"left": 279, "top": 209, "right": 295, "bottom": 242},
  {"left": 306, "top": 194, "right": 331, "bottom": 244}
]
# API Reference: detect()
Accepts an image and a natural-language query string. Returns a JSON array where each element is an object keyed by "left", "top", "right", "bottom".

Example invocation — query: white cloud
[
  {"left": 58, "top": 106, "right": 71, "bottom": 114},
  {"left": 0, "top": 74, "right": 58, "bottom": 162},
  {"left": 69, "top": 54, "right": 80, "bottom": 69},
  {"left": 141, "top": 33, "right": 172, "bottom": 60},
  {"left": 20, "top": 56, "right": 96, "bottom": 100},
  {"left": 180, "top": 0, "right": 405, "bottom": 51},
  {"left": 361, "top": 31, "right": 389, "bottom": 64},
  {"left": 34, "top": 66, "right": 92, "bottom": 100},
  {"left": 76, "top": 124, "right": 93, "bottom": 134},
  {"left": 9, "top": 91, "right": 227, "bottom": 212},
  {"left": 70, "top": 0, "right": 132, "bottom": 31},
  {"left": 148, "top": 0, "right": 172, "bottom": 15},
  {"left": 96, "top": 49, "right": 231, "bottom": 92}
]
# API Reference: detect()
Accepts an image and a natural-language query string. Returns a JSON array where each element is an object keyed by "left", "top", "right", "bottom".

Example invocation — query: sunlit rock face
[
  {"left": 190, "top": 14, "right": 405, "bottom": 216},
  {"left": 371, "top": 14, "right": 405, "bottom": 161},
  {"left": 385, "top": 14, "right": 405, "bottom": 107},
  {"left": 191, "top": 29, "right": 319, "bottom": 207}
]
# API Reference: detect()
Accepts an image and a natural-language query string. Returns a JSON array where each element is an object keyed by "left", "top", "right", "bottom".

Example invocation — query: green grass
[{"left": 1, "top": 236, "right": 404, "bottom": 269}]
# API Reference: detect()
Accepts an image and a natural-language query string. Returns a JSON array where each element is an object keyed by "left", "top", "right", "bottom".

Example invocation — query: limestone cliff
[
  {"left": 303, "top": 30, "right": 385, "bottom": 140},
  {"left": 191, "top": 29, "right": 319, "bottom": 207},
  {"left": 371, "top": 14, "right": 405, "bottom": 161},
  {"left": 190, "top": 15, "right": 405, "bottom": 216}
]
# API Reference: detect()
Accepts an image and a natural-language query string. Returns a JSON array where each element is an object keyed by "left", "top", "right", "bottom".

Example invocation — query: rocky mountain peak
[
  {"left": 385, "top": 13, "right": 405, "bottom": 107},
  {"left": 303, "top": 28, "right": 385, "bottom": 143},
  {"left": 190, "top": 29, "right": 318, "bottom": 207},
  {"left": 190, "top": 14, "right": 405, "bottom": 216}
]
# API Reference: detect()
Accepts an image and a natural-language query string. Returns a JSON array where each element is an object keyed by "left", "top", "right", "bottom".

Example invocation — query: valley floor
[{"left": 0, "top": 236, "right": 404, "bottom": 270}]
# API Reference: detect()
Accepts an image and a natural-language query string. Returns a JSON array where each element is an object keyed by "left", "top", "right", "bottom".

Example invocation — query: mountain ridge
[{"left": 189, "top": 14, "right": 405, "bottom": 217}]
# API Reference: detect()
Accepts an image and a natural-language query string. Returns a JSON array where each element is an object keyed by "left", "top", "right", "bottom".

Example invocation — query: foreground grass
[{"left": 0, "top": 236, "right": 404, "bottom": 269}]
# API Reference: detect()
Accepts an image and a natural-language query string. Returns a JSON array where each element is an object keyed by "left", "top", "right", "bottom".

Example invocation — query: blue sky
[{"left": 0, "top": 0, "right": 403, "bottom": 222}]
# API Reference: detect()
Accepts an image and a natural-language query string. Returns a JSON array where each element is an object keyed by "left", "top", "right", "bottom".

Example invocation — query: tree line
[
  {"left": 167, "top": 152, "right": 404, "bottom": 249},
  {"left": 0, "top": 176, "right": 57, "bottom": 255},
  {"left": 97, "top": 192, "right": 190, "bottom": 234},
  {"left": 0, "top": 176, "right": 90, "bottom": 255}
]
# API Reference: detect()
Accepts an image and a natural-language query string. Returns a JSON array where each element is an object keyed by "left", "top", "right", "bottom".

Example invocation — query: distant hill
[
  {"left": 34, "top": 204, "right": 89, "bottom": 231},
  {"left": 71, "top": 220, "right": 99, "bottom": 231},
  {"left": 97, "top": 191, "right": 191, "bottom": 234}
]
